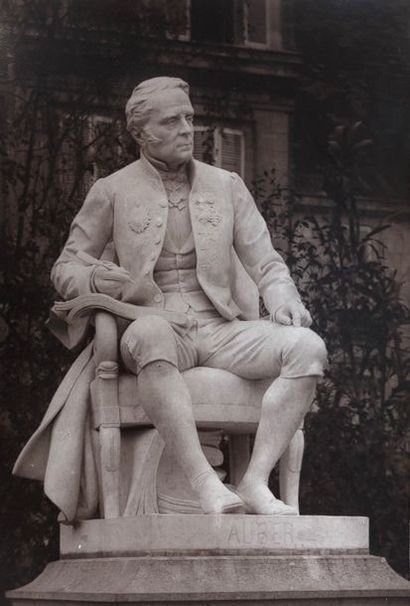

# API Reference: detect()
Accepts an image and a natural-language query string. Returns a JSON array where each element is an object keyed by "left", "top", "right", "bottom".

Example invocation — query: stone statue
[{"left": 13, "top": 77, "right": 327, "bottom": 520}]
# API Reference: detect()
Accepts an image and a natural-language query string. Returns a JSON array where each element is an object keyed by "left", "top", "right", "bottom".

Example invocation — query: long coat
[{"left": 13, "top": 156, "right": 301, "bottom": 522}]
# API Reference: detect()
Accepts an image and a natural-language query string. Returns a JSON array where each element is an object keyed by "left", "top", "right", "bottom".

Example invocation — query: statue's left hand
[{"left": 273, "top": 302, "right": 312, "bottom": 327}]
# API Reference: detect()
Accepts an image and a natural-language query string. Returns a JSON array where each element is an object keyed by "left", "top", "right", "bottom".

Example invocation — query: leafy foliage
[{"left": 255, "top": 123, "right": 410, "bottom": 577}]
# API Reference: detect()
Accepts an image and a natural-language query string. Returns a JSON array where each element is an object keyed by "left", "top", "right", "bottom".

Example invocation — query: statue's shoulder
[
  {"left": 102, "top": 159, "right": 143, "bottom": 187},
  {"left": 193, "top": 159, "right": 233, "bottom": 183}
]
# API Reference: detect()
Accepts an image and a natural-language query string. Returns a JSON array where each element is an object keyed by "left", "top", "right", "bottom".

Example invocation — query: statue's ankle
[
  {"left": 237, "top": 473, "right": 267, "bottom": 490},
  {"left": 191, "top": 469, "right": 219, "bottom": 493}
]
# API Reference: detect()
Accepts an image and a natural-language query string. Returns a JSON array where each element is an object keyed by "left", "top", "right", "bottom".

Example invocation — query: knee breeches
[{"left": 120, "top": 315, "right": 328, "bottom": 380}]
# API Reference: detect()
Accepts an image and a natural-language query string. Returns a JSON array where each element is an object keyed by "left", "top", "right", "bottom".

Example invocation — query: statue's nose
[{"left": 179, "top": 118, "right": 193, "bottom": 134}]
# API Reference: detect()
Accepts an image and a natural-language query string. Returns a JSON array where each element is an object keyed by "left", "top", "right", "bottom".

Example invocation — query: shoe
[
  {"left": 202, "top": 492, "right": 246, "bottom": 514},
  {"left": 235, "top": 483, "right": 299, "bottom": 515}
]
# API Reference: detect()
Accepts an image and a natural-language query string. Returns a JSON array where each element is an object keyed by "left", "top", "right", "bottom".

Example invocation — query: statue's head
[{"left": 126, "top": 76, "right": 194, "bottom": 168}]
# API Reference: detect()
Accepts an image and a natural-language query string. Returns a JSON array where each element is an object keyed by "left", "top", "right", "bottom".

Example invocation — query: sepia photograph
[{"left": 0, "top": 1, "right": 409, "bottom": 603}]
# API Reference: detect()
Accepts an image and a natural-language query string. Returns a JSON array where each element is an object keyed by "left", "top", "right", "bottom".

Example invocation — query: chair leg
[
  {"left": 100, "top": 426, "right": 121, "bottom": 518},
  {"left": 279, "top": 422, "right": 305, "bottom": 512},
  {"left": 91, "top": 361, "right": 121, "bottom": 519}
]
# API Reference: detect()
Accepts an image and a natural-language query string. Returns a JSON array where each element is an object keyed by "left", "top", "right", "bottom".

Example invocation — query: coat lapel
[
  {"left": 122, "top": 156, "right": 169, "bottom": 274},
  {"left": 189, "top": 161, "right": 226, "bottom": 279}
]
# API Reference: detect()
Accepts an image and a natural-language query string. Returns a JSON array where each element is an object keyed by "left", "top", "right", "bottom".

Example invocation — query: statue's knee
[
  {"left": 283, "top": 327, "right": 328, "bottom": 373},
  {"left": 120, "top": 315, "right": 174, "bottom": 361},
  {"left": 141, "top": 359, "right": 177, "bottom": 379},
  {"left": 296, "top": 328, "right": 327, "bottom": 364}
]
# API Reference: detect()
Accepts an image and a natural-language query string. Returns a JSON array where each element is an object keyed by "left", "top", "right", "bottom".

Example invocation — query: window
[
  {"left": 358, "top": 224, "right": 381, "bottom": 262},
  {"left": 189, "top": 0, "right": 277, "bottom": 48},
  {"left": 86, "top": 115, "right": 115, "bottom": 183},
  {"left": 244, "top": 0, "right": 269, "bottom": 47},
  {"left": 57, "top": 114, "right": 124, "bottom": 201},
  {"left": 83, "top": 114, "right": 129, "bottom": 191},
  {"left": 194, "top": 126, "right": 245, "bottom": 177},
  {"left": 165, "top": 0, "right": 191, "bottom": 40},
  {"left": 190, "top": 0, "right": 235, "bottom": 44},
  {"left": 57, "top": 114, "right": 88, "bottom": 201}
]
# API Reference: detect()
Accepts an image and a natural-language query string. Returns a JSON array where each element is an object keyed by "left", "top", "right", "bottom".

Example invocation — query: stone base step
[{"left": 7, "top": 554, "right": 410, "bottom": 605}]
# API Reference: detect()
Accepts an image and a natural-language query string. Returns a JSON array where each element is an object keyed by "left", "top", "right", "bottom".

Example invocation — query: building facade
[{"left": 1, "top": 0, "right": 409, "bottom": 302}]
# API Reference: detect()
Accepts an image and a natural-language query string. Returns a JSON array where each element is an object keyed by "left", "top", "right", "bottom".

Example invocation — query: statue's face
[{"left": 139, "top": 88, "right": 194, "bottom": 168}]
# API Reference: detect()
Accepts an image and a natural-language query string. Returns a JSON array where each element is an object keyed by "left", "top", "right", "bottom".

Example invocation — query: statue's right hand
[{"left": 92, "top": 265, "right": 132, "bottom": 299}]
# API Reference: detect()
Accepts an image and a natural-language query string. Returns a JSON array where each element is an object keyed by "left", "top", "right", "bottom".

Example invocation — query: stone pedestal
[{"left": 7, "top": 515, "right": 410, "bottom": 605}]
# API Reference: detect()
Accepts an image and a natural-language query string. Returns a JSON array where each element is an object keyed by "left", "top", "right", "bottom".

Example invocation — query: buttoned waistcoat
[{"left": 52, "top": 155, "right": 301, "bottom": 330}]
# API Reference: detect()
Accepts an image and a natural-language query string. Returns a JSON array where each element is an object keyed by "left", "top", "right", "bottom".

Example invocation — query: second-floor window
[{"left": 189, "top": 0, "right": 271, "bottom": 47}]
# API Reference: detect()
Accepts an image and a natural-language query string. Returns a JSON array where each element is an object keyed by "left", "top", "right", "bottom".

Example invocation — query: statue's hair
[{"left": 125, "top": 77, "right": 190, "bottom": 140}]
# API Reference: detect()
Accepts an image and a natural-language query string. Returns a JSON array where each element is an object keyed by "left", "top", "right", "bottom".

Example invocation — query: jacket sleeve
[
  {"left": 231, "top": 172, "right": 301, "bottom": 316},
  {"left": 51, "top": 178, "right": 114, "bottom": 300}
]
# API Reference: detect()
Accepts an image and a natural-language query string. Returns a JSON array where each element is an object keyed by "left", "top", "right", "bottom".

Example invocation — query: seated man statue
[{"left": 14, "top": 76, "right": 327, "bottom": 518}]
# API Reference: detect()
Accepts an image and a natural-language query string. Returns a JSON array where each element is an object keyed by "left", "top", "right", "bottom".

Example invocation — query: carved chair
[{"left": 90, "top": 312, "right": 305, "bottom": 519}]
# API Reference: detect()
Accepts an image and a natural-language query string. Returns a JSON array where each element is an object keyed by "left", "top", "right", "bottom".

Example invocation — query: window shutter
[
  {"left": 194, "top": 126, "right": 245, "bottom": 176},
  {"left": 217, "top": 128, "right": 244, "bottom": 176},
  {"left": 244, "top": 0, "right": 268, "bottom": 46},
  {"left": 193, "top": 127, "right": 215, "bottom": 164}
]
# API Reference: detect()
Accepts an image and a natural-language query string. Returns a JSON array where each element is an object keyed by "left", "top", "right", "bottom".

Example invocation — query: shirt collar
[
  {"left": 141, "top": 150, "right": 187, "bottom": 173},
  {"left": 141, "top": 150, "right": 194, "bottom": 183}
]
